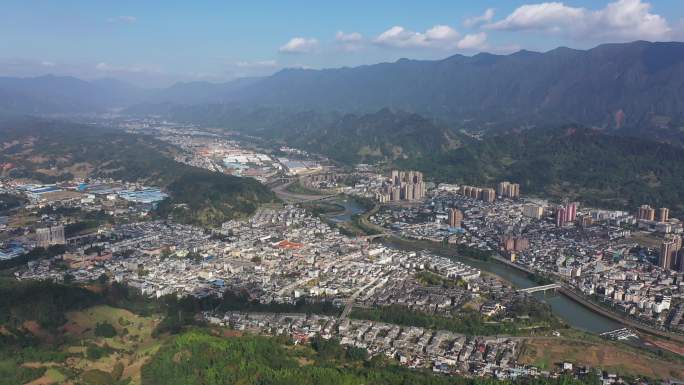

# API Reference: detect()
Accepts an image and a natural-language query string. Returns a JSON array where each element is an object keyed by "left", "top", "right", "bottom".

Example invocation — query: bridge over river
[{"left": 519, "top": 283, "right": 562, "bottom": 294}]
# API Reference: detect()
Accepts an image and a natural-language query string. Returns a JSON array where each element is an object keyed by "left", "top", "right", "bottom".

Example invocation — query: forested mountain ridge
[
  {"left": 0, "top": 75, "right": 148, "bottom": 114},
  {"left": 125, "top": 107, "right": 462, "bottom": 164},
  {"left": 121, "top": 101, "right": 684, "bottom": 213},
  {"left": 400, "top": 126, "right": 684, "bottom": 212},
  {"left": 3, "top": 41, "right": 684, "bottom": 141},
  {"left": 137, "top": 41, "right": 684, "bottom": 140}
]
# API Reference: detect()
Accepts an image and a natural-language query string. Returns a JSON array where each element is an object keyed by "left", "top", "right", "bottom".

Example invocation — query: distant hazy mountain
[
  {"left": 257, "top": 42, "right": 684, "bottom": 129},
  {"left": 147, "top": 77, "right": 262, "bottom": 105},
  {"left": 0, "top": 75, "right": 146, "bottom": 114},
  {"left": 4, "top": 41, "right": 684, "bottom": 138},
  {"left": 133, "top": 41, "right": 684, "bottom": 139}
]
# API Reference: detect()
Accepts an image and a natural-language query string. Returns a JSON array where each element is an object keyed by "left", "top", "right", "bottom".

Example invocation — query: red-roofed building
[{"left": 277, "top": 240, "right": 304, "bottom": 249}]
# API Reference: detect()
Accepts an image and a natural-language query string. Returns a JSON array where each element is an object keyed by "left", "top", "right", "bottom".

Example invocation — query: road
[
  {"left": 271, "top": 181, "right": 335, "bottom": 203},
  {"left": 340, "top": 275, "right": 388, "bottom": 320},
  {"left": 559, "top": 286, "right": 684, "bottom": 343},
  {"left": 274, "top": 185, "right": 684, "bottom": 341},
  {"left": 492, "top": 254, "right": 684, "bottom": 341},
  {"left": 493, "top": 254, "right": 684, "bottom": 341}
]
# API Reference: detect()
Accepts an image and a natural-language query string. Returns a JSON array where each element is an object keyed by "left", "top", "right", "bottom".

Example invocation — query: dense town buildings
[
  {"left": 2, "top": 121, "right": 681, "bottom": 382},
  {"left": 370, "top": 188, "right": 684, "bottom": 334},
  {"left": 204, "top": 311, "right": 521, "bottom": 378},
  {"left": 375, "top": 170, "right": 426, "bottom": 202},
  {"left": 459, "top": 182, "right": 519, "bottom": 204}
]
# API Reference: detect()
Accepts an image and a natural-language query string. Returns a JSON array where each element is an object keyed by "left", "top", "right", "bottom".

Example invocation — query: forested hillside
[
  {"left": 128, "top": 41, "right": 684, "bottom": 141},
  {"left": 401, "top": 127, "right": 684, "bottom": 211},
  {"left": 5, "top": 42, "right": 684, "bottom": 141},
  {"left": 0, "top": 118, "right": 276, "bottom": 226},
  {"left": 141, "top": 330, "right": 601, "bottom": 385}
]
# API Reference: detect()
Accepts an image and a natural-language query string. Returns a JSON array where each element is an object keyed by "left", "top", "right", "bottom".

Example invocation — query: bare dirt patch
[
  {"left": 643, "top": 335, "right": 684, "bottom": 356},
  {"left": 519, "top": 338, "right": 684, "bottom": 379}
]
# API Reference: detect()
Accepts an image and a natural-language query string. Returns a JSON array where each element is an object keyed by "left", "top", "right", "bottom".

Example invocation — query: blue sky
[{"left": 1, "top": 0, "right": 682, "bottom": 86}]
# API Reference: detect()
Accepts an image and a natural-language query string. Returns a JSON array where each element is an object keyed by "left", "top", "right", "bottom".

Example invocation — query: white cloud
[
  {"left": 598, "top": 0, "right": 670, "bottom": 39},
  {"left": 425, "top": 25, "right": 460, "bottom": 41},
  {"left": 40, "top": 61, "right": 56, "bottom": 67},
  {"left": 107, "top": 15, "right": 137, "bottom": 24},
  {"left": 373, "top": 25, "right": 491, "bottom": 52},
  {"left": 336, "top": 31, "right": 363, "bottom": 43},
  {"left": 485, "top": 0, "right": 671, "bottom": 41},
  {"left": 457, "top": 33, "right": 488, "bottom": 50},
  {"left": 279, "top": 37, "right": 319, "bottom": 54},
  {"left": 486, "top": 3, "right": 582, "bottom": 31},
  {"left": 235, "top": 60, "right": 278, "bottom": 68},
  {"left": 375, "top": 26, "right": 416, "bottom": 47},
  {"left": 464, "top": 8, "right": 495, "bottom": 28},
  {"left": 335, "top": 31, "right": 365, "bottom": 51},
  {"left": 95, "top": 62, "right": 159, "bottom": 74},
  {"left": 374, "top": 25, "right": 460, "bottom": 49}
]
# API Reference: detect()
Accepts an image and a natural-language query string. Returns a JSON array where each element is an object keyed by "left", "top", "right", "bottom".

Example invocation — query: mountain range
[{"left": 2, "top": 41, "right": 684, "bottom": 139}]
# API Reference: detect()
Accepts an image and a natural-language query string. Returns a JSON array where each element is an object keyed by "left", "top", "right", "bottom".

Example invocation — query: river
[
  {"left": 323, "top": 196, "right": 624, "bottom": 334},
  {"left": 322, "top": 196, "right": 367, "bottom": 223},
  {"left": 463, "top": 257, "right": 624, "bottom": 333}
]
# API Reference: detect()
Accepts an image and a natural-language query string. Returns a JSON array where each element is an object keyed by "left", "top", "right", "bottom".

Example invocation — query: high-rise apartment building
[
  {"left": 579, "top": 215, "right": 593, "bottom": 228},
  {"left": 501, "top": 236, "right": 515, "bottom": 251},
  {"left": 481, "top": 188, "right": 496, "bottom": 203},
  {"left": 447, "top": 208, "right": 463, "bottom": 228},
  {"left": 36, "top": 225, "right": 65, "bottom": 248},
  {"left": 659, "top": 207, "right": 670, "bottom": 222},
  {"left": 501, "top": 235, "right": 529, "bottom": 252},
  {"left": 390, "top": 170, "right": 400, "bottom": 185},
  {"left": 497, "top": 181, "right": 521, "bottom": 199},
  {"left": 637, "top": 205, "right": 656, "bottom": 221},
  {"left": 565, "top": 202, "right": 578, "bottom": 223},
  {"left": 660, "top": 234, "right": 682, "bottom": 270},
  {"left": 377, "top": 170, "right": 426, "bottom": 202},
  {"left": 522, "top": 204, "right": 544, "bottom": 220},
  {"left": 509, "top": 183, "right": 520, "bottom": 199},
  {"left": 514, "top": 237, "right": 529, "bottom": 251},
  {"left": 556, "top": 207, "right": 567, "bottom": 228},
  {"left": 497, "top": 182, "right": 509, "bottom": 197},
  {"left": 460, "top": 185, "right": 483, "bottom": 200}
]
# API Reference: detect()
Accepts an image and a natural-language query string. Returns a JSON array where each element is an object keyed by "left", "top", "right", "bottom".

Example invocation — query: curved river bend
[{"left": 326, "top": 197, "right": 623, "bottom": 334}]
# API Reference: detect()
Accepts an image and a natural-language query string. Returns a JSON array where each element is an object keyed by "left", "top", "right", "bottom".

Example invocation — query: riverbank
[
  {"left": 494, "top": 254, "right": 684, "bottom": 343},
  {"left": 294, "top": 196, "right": 680, "bottom": 341},
  {"left": 559, "top": 286, "right": 684, "bottom": 343},
  {"left": 378, "top": 236, "right": 627, "bottom": 334}
]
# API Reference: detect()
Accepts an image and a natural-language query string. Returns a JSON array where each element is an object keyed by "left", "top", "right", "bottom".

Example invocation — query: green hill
[
  {"left": 0, "top": 118, "right": 276, "bottom": 226},
  {"left": 401, "top": 126, "right": 684, "bottom": 212},
  {"left": 142, "top": 330, "right": 598, "bottom": 385},
  {"left": 128, "top": 107, "right": 461, "bottom": 164}
]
